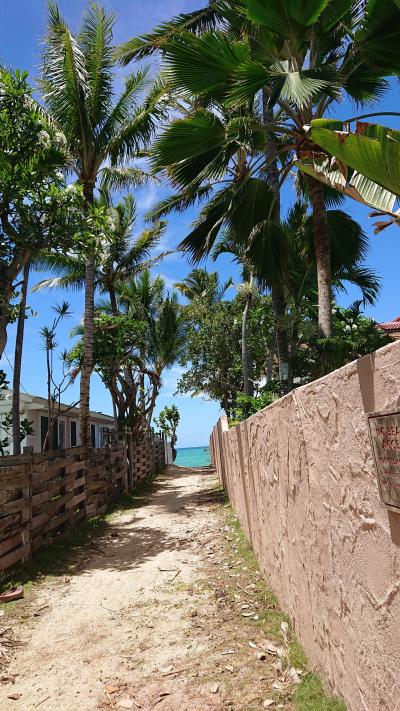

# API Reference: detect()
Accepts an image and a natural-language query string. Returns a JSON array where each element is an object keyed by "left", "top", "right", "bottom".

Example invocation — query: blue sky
[{"left": 1, "top": 1, "right": 399, "bottom": 447}]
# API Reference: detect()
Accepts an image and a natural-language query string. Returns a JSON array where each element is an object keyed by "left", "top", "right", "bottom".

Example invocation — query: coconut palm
[
  {"left": 41, "top": 2, "right": 169, "bottom": 445},
  {"left": 34, "top": 192, "right": 169, "bottom": 313},
  {"left": 104, "top": 272, "right": 185, "bottom": 436},
  {"left": 175, "top": 268, "right": 232, "bottom": 305}
]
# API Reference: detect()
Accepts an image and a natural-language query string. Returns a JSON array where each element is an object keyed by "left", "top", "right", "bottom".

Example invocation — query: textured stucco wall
[{"left": 210, "top": 340, "right": 400, "bottom": 711}]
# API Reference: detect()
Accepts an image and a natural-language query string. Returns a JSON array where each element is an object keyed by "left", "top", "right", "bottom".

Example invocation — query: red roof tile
[{"left": 379, "top": 316, "right": 400, "bottom": 330}]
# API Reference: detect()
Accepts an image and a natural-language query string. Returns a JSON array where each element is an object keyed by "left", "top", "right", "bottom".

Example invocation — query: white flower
[
  {"left": 54, "top": 131, "right": 67, "bottom": 149},
  {"left": 65, "top": 184, "right": 76, "bottom": 193},
  {"left": 55, "top": 171, "right": 64, "bottom": 180},
  {"left": 37, "top": 130, "right": 51, "bottom": 148},
  {"left": 107, "top": 216, "right": 117, "bottom": 231}
]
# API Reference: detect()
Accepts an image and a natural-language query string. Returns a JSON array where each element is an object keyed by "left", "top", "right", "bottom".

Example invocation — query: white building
[{"left": 0, "top": 390, "right": 115, "bottom": 454}]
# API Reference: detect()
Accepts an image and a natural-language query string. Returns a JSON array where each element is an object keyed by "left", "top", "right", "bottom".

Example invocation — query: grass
[
  {"left": 221, "top": 496, "right": 346, "bottom": 711},
  {"left": 0, "top": 469, "right": 162, "bottom": 595}
]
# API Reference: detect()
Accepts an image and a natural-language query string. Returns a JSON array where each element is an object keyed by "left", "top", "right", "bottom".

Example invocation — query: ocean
[{"left": 175, "top": 446, "right": 211, "bottom": 468}]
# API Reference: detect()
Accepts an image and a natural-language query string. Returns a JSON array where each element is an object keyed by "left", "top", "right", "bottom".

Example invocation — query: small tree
[
  {"left": 154, "top": 404, "right": 180, "bottom": 461},
  {"left": 40, "top": 302, "right": 77, "bottom": 451},
  {"left": 0, "top": 370, "right": 33, "bottom": 456}
]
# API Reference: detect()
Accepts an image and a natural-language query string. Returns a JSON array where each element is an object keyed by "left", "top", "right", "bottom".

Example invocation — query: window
[
  {"left": 58, "top": 420, "right": 65, "bottom": 449},
  {"left": 91, "top": 424, "right": 96, "bottom": 448},
  {"left": 40, "top": 416, "right": 48, "bottom": 451},
  {"left": 41, "top": 416, "right": 59, "bottom": 450},
  {"left": 70, "top": 420, "right": 77, "bottom": 447}
]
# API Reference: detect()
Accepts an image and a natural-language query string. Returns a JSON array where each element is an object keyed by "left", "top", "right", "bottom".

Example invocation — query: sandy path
[
  {"left": 1, "top": 467, "right": 307, "bottom": 711},
  {"left": 1, "top": 468, "right": 223, "bottom": 710}
]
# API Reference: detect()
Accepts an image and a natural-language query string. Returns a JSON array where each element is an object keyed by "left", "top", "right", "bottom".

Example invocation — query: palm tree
[
  {"left": 123, "top": 0, "right": 400, "bottom": 336},
  {"left": 97, "top": 272, "right": 185, "bottom": 437},
  {"left": 212, "top": 200, "right": 380, "bottom": 388},
  {"left": 149, "top": 108, "right": 289, "bottom": 383},
  {"left": 209, "top": 241, "right": 255, "bottom": 396},
  {"left": 41, "top": 2, "right": 168, "bottom": 446},
  {"left": 175, "top": 268, "right": 232, "bottom": 304},
  {"left": 34, "top": 193, "right": 169, "bottom": 311}
]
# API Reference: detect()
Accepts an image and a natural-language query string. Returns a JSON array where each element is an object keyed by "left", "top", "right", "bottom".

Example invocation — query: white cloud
[
  {"left": 135, "top": 183, "right": 162, "bottom": 212},
  {"left": 157, "top": 272, "right": 177, "bottom": 290}
]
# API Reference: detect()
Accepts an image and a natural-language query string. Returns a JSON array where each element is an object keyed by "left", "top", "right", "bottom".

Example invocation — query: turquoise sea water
[{"left": 175, "top": 446, "right": 211, "bottom": 467}]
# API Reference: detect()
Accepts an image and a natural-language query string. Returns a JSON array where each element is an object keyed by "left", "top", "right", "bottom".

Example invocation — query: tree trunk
[
  {"left": 0, "top": 284, "right": 13, "bottom": 358},
  {"left": 0, "top": 313, "right": 8, "bottom": 360},
  {"left": 266, "top": 330, "right": 276, "bottom": 383},
  {"left": 307, "top": 175, "right": 332, "bottom": 337},
  {"left": 109, "top": 286, "right": 118, "bottom": 316},
  {"left": 241, "top": 281, "right": 254, "bottom": 397},
  {"left": 80, "top": 183, "right": 95, "bottom": 448},
  {"left": 271, "top": 286, "right": 290, "bottom": 384},
  {"left": 12, "top": 261, "right": 30, "bottom": 455},
  {"left": 262, "top": 90, "right": 290, "bottom": 387}
]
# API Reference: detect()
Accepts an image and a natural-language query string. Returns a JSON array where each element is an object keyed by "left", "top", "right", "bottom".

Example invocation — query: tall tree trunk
[
  {"left": 242, "top": 278, "right": 254, "bottom": 397},
  {"left": 266, "top": 330, "right": 276, "bottom": 383},
  {"left": 307, "top": 176, "right": 332, "bottom": 337},
  {"left": 12, "top": 261, "right": 30, "bottom": 455},
  {"left": 108, "top": 286, "right": 118, "bottom": 316},
  {"left": 262, "top": 90, "right": 290, "bottom": 387},
  {"left": 80, "top": 183, "right": 95, "bottom": 448},
  {"left": 271, "top": 286, "right": 290, "bottom": 383}
]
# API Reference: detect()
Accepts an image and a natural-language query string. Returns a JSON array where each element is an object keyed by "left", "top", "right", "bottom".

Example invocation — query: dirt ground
[{"left": 0, "top": 467, "right": 312, "bottom": 711}]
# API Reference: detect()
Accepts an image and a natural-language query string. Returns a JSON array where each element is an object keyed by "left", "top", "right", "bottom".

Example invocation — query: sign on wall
[{"left": 368, "top": 411, "right": 400, "bottom": 512}]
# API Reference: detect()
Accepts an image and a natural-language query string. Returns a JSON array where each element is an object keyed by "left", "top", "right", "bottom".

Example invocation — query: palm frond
[
  {"left": 99, "top": 165, "right": 152, "bottom": 191},
  {"left": 116, "top": 6, "right": 222, "bottom": 64},
  {"left": 144, "top": 186, "right": 213, "bottom": 222},
  {"left": 95, "top": 67, "right": 151, "bottom": 155},
  {"left": 79, "top": 2, "right": 116, "bottom": 126},
  {"left": 41, "top": 2, "right": 91, "bottom": 149}
]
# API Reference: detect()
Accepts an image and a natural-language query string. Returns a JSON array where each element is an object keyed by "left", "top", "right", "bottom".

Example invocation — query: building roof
[
  {"left": 379, "top": 316, "right": 400, "bottom": 332},
  {"left": 0, "top": 390, "right": 114, "bottom": 423}
]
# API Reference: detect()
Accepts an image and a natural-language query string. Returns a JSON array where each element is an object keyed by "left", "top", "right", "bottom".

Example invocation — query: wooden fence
[{"left": 0, "top": 432, "right": 167, "bottom": 577}]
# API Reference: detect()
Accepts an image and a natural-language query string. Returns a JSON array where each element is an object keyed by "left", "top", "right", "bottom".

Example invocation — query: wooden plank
[
  {"left": 0, "top": 497, "right": 29, "bottom": 516},
  {"left": 32, "top": 456, "right": 75, "bottom": 482},
  {"left": 0, "top": 543, "right": 30, "bottom": 572},
  {"left": 31, "top": 473, "right": 85, "bottom": 505},
  {"left": 32, "top": 471, "right": 85, "bottom": 498},
  {"left": 65, "top": 491, "right": 86, "bottom": 511},
  {"left": 31, "top": 512, "right": 50, "bottom": 532},
  {"left": 0, "top": 531, "right": 23, "bottom": 557},
  {"left": 0, "top": 512, "right": 21, "bottom": 533},
  {"left": 44, "top": 508, "right": 74, "bottom": 533},
  {"left": 0, "top": 466, "right": 30, "bottom": 481}
]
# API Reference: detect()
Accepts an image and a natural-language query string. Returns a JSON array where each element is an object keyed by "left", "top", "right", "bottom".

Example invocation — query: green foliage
[
  {"left": 154, "top": 404, "right": 180, "bottom": 459},
  {"left": 292, "top": 302, "right": 393, "bottom": 383},
  {"left": 294, "top": 674, "right": 346, "bottom": 711},
  {"left": 0, "top": 370, "right": 33, "bottom": 456},
  {"left": 154, "top": 404, "right": 180, "bottom": 437},
  {"left": 0, "top": 67, "right": 100, "bottom": 345},
  {"left": 298, "top": 120, "right": 400, "bottom": 231},
  {"left": 230, "top": 385, "right": 282, "bottom": 424},
  {"left": 177, "top": 277, "right": 274, "bottom": 416}
]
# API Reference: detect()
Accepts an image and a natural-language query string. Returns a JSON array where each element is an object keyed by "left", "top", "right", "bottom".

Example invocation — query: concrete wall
[{"left": 210, "top": 340, "right": 400, "bottom": 711}]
